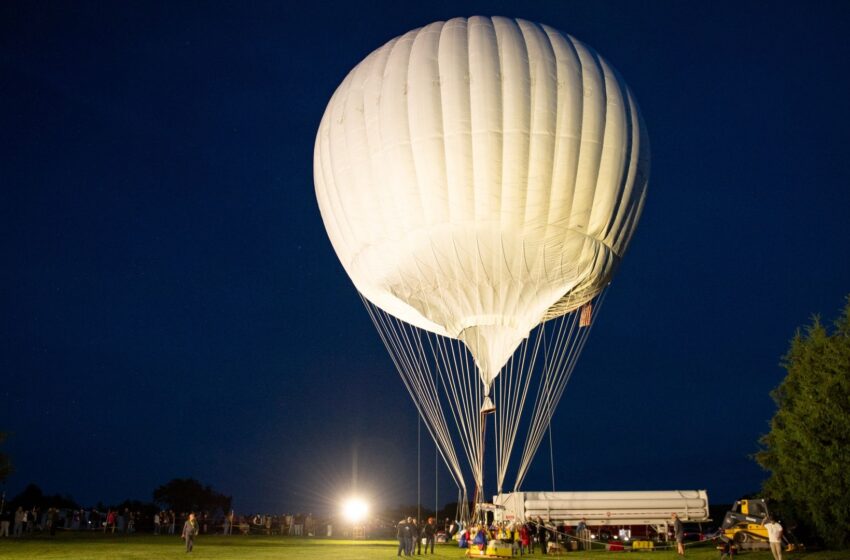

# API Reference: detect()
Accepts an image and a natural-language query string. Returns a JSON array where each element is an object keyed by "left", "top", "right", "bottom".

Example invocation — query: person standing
[
  {"left": 182, "top": 512, "right": 199, "bottom": 553},
  {"left": 536, "top": 519, "right": 548, "bottom": 555},
  {"left": 576, "top": 517, "right": 589, "bottom": 550},
  {"left": 0, "top": 508, "right": 11, "bottom": 537},
  {"left": 671, "top": 513, "right": 684, "bottom": 556},
  {"left": 423, "top": 517, "right": 436, "bottom": 554},
  {"left": 519, "top": 522, "right": 530, "bottom": 554},
  {"left": 13, "top": 507, "right": 23, "bottom": 537},
  {"left": 223, "top": 510, "right": 232, "bottom": 535},
  {"left": 404, "top": 517, "right": 415, "bottom": 556},
  {"left": 763, "top": 517, "right": 784, "bottom": 560},
  {"left": 396, "top": 518, "right": 409, "bottom": 556},
  {"left": 411, "top": 518, "right": 421, "bottom": 555}
]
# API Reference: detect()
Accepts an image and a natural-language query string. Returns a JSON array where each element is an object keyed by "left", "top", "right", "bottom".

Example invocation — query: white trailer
[{"left": 493, "top": 490, "right": 710, "bottom": 537}]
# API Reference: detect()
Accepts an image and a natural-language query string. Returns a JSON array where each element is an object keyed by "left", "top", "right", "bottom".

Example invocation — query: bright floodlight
[{"left": 342, "top": 497, "right": 369, "bottom": 524}]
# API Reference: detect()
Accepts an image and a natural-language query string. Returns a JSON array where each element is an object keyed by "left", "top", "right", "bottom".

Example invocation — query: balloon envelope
[{"left": 315, "top": 16, "right": 649, "bottom": 386}]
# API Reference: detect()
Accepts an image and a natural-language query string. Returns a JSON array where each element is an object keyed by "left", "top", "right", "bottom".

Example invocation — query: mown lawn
[{"left": 0, "top": 535, "right": 844, "bottom": 560}]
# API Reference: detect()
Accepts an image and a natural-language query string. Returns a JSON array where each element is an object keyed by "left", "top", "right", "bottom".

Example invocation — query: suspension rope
[
  {"left": 361, "top": 296, "right": 466, "bottom": 493},
  {"left": 514, "top": 288, "right": 610, "bottom": 491}
]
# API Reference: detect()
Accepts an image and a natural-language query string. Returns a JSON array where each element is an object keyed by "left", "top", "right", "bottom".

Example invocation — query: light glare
[{"left": 342, "top": 497, "right": 369, "bottom": 523}]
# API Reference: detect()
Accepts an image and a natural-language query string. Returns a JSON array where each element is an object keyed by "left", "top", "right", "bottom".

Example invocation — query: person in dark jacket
[
  {"left": 423, "top": 517, "right": 436, "bottom": 554},
  {"left": 396, "top": 518, "right": 409, "bottom": 556},
  {"left": 537, "top": 518, "right": 548, "bottom": 555},
  {"left": 182, "top": 512, "right": 199, "bottom": 553},
  {"left": 411, "top": 518, "right": 421, "bottom": 555}
]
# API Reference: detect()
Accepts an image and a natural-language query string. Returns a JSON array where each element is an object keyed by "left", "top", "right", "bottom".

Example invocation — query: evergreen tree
[{"left": 756, "top": 296, "right": 850, "bottom": 549}]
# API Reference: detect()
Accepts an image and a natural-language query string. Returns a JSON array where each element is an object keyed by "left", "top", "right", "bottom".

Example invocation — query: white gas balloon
[{"left": 315, "top": 16, "right": 648, "bottom": 403}]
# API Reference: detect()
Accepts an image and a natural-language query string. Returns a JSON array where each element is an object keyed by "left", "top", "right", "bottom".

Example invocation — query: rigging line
[
  {"left": 418, "top": 415, "right": 421, "bottom": 523},
  {"left": 529, "top": 313, "right": 577, "bottom": 446},
  {"left": 362, "top": 298, "right": 466, "bottom": 490},
  {"left": 433, "top": 334, "right": 480, "bottom": 487},
  {"left": 532, "top": 312, "right": 580, "bottom": 456},
  {"left": 435, "top": 416, "right": 439, "bottom": 518},
  {"left": 409, "top": 241, "right": 481, "bottom": 488},
  {"left": 404, "top": 336, "right": 467, "bottom": 487},
  {"left": 546, "top": 291, "right": 609, "bottom": 424},
  {"left": 549, "top": 422, "right": 555, "bottom": 491},
  {"left": 380, "top": 328, "right": 458, "bottom": 486},
  {"left": 516, "top": 289, "right": 610, "bottom": 490},
  {"left": 515, "top": 312, "right": 578, "bottom": 490},
  {"left": 544, "top": 289, "right": 610, "bottom": 422},
  {"left": 512, "top": 236, "right": 561, "bottom": 490},
  {"left": 516, "top": 319, "right": 548, "bottom": 444},
  {"left": 496, "top": 336, "right": 522, "bottom": 492},
  {"left": 499, "top": 317, "right": 546, "bottom": 491},
  {"left": 459, "top": 335, "right": 482, "bottom": 480},
  {"left": 518, "top": 317, "right": 563, "bottom": 477},
  {"left": 436, "top": 336, "right": 476, "bottom": 472},
  {"left": 438, "top": 335, "right": 470, "bottom": 449}
]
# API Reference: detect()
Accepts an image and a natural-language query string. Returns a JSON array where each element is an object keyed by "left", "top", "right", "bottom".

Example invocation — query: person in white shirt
[{"left": 763, "top": 517, "right": 783, "bottom": 560}]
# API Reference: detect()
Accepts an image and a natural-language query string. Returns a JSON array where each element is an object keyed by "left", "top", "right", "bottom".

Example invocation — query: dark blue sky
[{"left": 2, "top": 1, "right": 849, "bottom": 515}]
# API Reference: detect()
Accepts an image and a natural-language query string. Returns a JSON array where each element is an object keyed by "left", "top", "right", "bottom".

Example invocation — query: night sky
[{"left": 2, "top": 1, "right": 849, "bottom": 516}]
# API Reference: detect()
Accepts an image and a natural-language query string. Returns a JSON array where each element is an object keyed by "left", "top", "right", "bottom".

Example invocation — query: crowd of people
[
  {"left": 453, "top": 518, "right": 562, "bottom": 555},
  {"left": 394, "top": 516, "right": 438, "bottom": 555},
  {"left": 394, "top": 516, "right": 577, "bottom": 557},
  {"left": 0, "top": 506, "right": 332, "bottom": 538}
]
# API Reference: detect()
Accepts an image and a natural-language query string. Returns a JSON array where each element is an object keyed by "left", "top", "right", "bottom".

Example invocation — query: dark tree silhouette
[
  {"left": 0, "top": 431, "right": 11, "bottom": 482},
  {"left": 153, "top": 478, "right": 231, "bottom": 513}
]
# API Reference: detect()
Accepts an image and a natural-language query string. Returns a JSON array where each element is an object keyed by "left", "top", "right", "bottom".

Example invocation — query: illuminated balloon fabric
[{"left": 314, "top": 16, "right": 649, "bottom": 389}]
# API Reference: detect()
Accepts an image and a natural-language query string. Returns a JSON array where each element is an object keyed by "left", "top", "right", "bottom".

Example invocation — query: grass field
[{"left": 0, "top": 535, "right": 844, "bottom": 560}]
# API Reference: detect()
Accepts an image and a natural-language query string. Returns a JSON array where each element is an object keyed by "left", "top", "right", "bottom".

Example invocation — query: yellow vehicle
[{"left": 720, "top": 499, "right": 770, "bottom": 547}]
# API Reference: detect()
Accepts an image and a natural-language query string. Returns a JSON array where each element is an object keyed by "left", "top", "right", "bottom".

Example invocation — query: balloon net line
[{"left": 360, "top": 288, "right": 608, "bottom": 511}]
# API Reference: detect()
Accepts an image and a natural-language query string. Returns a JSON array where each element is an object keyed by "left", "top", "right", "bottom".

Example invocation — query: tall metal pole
[{"left": 417, "top": 416, "right": 421, "bottom": 523}]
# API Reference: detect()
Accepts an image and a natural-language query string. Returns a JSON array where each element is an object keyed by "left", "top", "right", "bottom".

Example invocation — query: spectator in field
[
  {"left": 672, "top": 513, "right": 684, "bottom": 556},
  {"left": 106, "top": 510, "right": 117, "bottom": 533},
  {"left": 536, "top": 518, "right": 548, "bottom": 555},
  {"left": 26, "top": 507, "right": 36, "bottom": 533},
  {"left": 223, "top": 510, "right": 232, "bottom": 535},
  {"left": 423, "top": 517, "right": 436, "bottom": 554},
  {"left": 411, "top": 518, "right": 421, "bottom": 555},
  {"left": 46, "top": 508, "right": 57, "bottom": 537},
  {"left": 763, "top": 517, "right": 784, "bottom": 560},
  {"left": 0, "top": 508, "right": 9, "bottom": 537},
  {"left": 519, "top": 522, "right": 531, "bottom": 554},
  {"left": 397, "top": 518, "right": 409, "bottom": 556},
  {"left": 576, "top": 517, "right": 590, "bottom": 551},
  {"left": 13, "top": 507, "right": 24, "bottom": 537},
  {"left": 154, "top": 511, "right": 161, "bottom": 535},
  {"left": 405, "top": 517, "right": 417, "bottom": 555},
  {"left": 182, "top": 512, "right": 199, "bottom": 553},
  {"left": 168, "top": 510, "right": 176, "bottom": 535}
]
